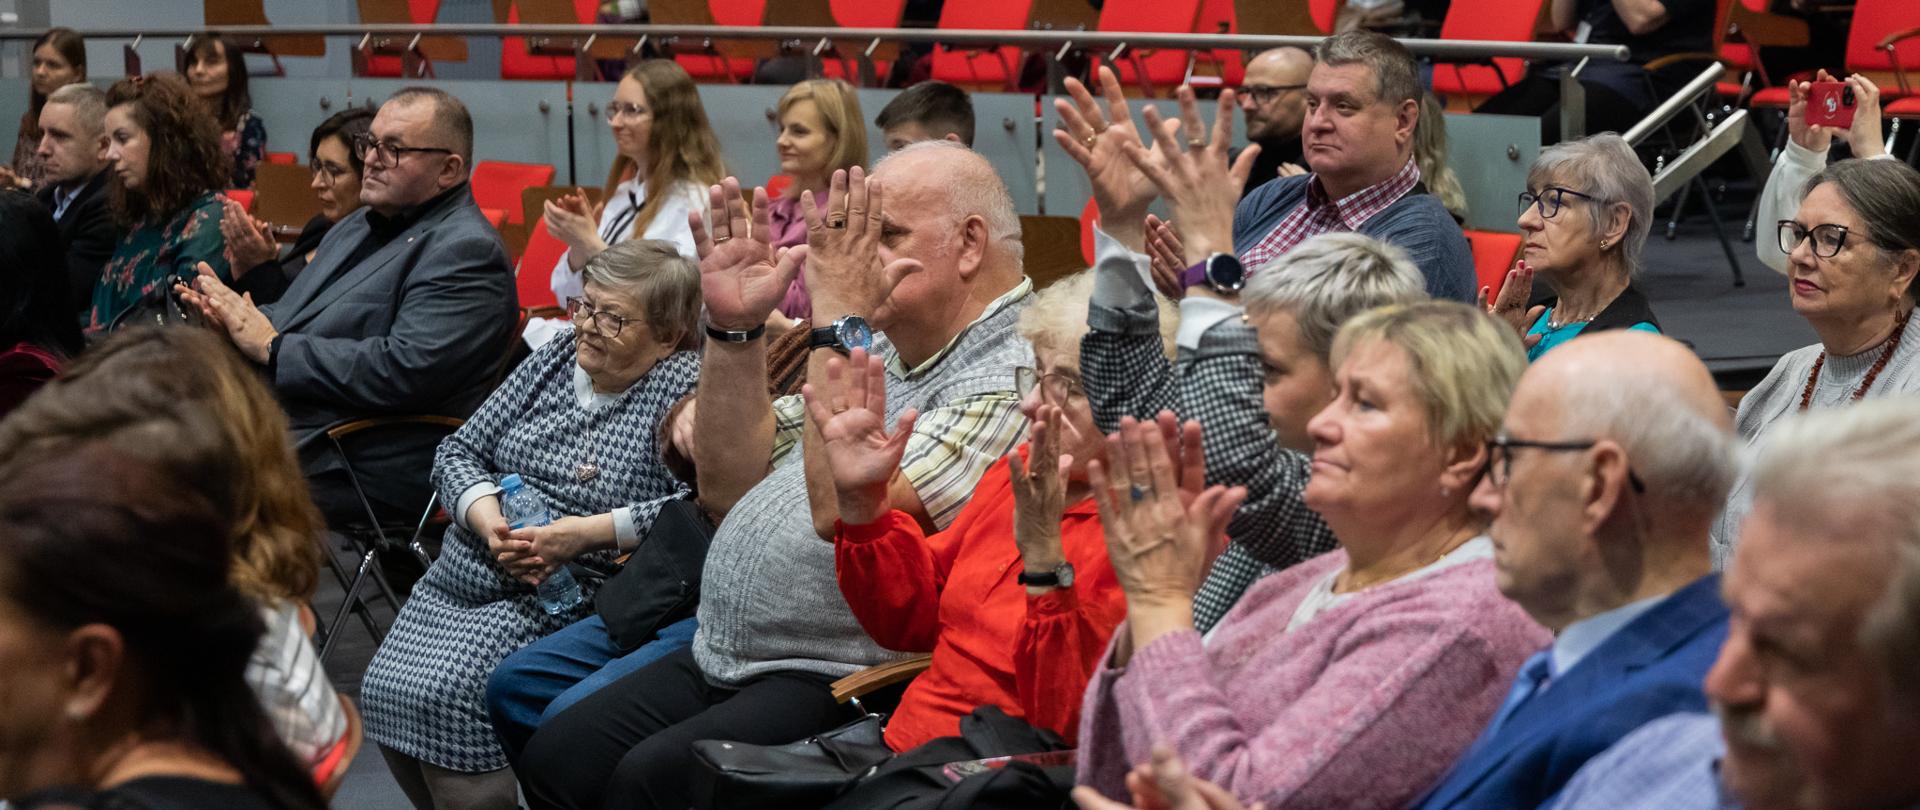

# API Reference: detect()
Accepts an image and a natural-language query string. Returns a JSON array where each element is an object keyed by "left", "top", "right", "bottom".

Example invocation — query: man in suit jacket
[
  {"left": 182, "top": 87, "right": 515, "bottom": 527},
  {"left": 30, "top": 83, "right": 120, "bottom": 318},
  {"left": 1411, "top": 331, "right": 1739, "bottom": 809}
]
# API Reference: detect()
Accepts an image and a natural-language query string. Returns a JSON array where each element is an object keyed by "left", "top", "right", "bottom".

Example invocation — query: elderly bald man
[
  {"left": 1412, "top": 331, "right": 1738, "bottom": 809},
  {"left": 1237, "top": 47, "right": 1314, "bottom": 194}
]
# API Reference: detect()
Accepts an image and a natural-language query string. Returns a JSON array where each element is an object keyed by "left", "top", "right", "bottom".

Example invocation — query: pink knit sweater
[{"left": 1076, "top": 548, "right": 1550, "bottom": 809}]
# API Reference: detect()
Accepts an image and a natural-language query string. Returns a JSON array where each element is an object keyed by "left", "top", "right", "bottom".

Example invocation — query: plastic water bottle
[{"left": 500, "top": 473, "right": 583, "bottom": 615}]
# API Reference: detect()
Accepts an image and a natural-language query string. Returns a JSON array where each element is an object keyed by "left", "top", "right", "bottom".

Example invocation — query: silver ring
[{"left": 1129, "top": 485, "right": 1149, "bottom": 502}]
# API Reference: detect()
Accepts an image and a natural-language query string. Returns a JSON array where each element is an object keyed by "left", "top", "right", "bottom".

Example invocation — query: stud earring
[{"left": 1599, "top": 239, "right": 1610, "bottom": 249}]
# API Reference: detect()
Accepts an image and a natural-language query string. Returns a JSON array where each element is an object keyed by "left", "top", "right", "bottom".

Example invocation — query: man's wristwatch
[
  {"left": 704, "top": 322, "right": 766, "bottom": 343},
  {"left": 1182, "top": 252, "right": 1247, "bottom": 295},
  {"left": 809, "top": 315, "right": 873, "bottom": 354},
  {"left": 1018, "top": 561, "right": 1076, "bottom": 589}
]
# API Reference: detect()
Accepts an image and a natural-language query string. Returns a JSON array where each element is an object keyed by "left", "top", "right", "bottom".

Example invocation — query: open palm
[
  {"left": 692, "top": 177, "right": 806, "bottom": 331},
  {"left": 803, "top": 349, "right": 918, "bottom": 523}
]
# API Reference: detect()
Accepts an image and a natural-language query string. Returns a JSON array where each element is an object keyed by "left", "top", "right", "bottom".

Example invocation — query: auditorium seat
[
  {"left": 1431, "top": 0, "right": 1543, "bottom": 99},
  {"left": 225, "top": 189, "right": 256, "bottom": 212},
  {"left": 929, "top": 0, "right": 1031, "bottom": 90},
  {"left": 1465, "top": 229, "right": 1522, "bottom": 301},
  {"left": 1748, "top": 0, "right": 1920, "bottom": 112},
  {"left": 499, "top": 0, "right": 599, "bottom": 80},
  {"left": 359, "top": 0, "right": 455, "bottom": 77},
  {"left": 652, "top": 0, "right": 766, "bottom": 82},
  {"left": 265, "top": 151, "right": 298, "bottom": 165},
  {"left": 1096, "top": 0, "right": 1207, "bottom": 94},
  {"left": 1079, "top": 197, "right": 1098, "bottom": 266},
  {"left": 472, "top": 161, "right": 557, "bottom": 227},
  {"left": 819, "top": 0, "right": 908, "bottom": 83},
  {"left": 516, "top": 220, "right": 566, "bottom": 309}
]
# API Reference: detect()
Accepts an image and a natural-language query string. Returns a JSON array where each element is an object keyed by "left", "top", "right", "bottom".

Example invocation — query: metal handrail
[
  {"left": 0, "top": 23, "right": 1632, "bottom": 62},
  {"left": 1624, "top": 62, "right": 1727, "bottom": 146}
]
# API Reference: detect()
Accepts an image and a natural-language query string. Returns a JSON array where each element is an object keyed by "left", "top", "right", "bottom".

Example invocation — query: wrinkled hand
[
  {"left": 1054, "top": 65, "right": 1179, "bottom": 249},
  {"left": 1144, "top": 216, "right": 1186, "bottom": 300},
  {"left": 1840, "top": 73, "right": 1884, "bottom": 159},
  {"left": 1477, "top": 260, "right": 1543, "bottom": 350},
  {"left": 175, "top": 262, "right": 277, "bottom": 363},
  {"left": 1089, "top": 414, "right": 1244, "bottom": 606},
  {"left": 544, "top": 188, "right": 605, "bottom": 252},
  {"left": 505, "top": 515, "right": 597, "bottom": 583},
  {"left": 1786, "top": 70, "right": 1837, "bottom": 153},
  {"left": 220, "top": 197, "right": 278, "bottom": 274},
  {"left": 802, "top": 348, "right": 918, "bottom": 525},
  {"left": 690, "top": 178, "right": 808, "bottom": 331},
  {"left": 1009, "top": 404, "right": 1074, "bottom": 572},
  {"left": 473, "top": 498, "right": 542, "bottom": 582},
  {"left": 1071, "top": 747, "right": 1259, "bottom": 810},
  {"left": 800, "top": 165, "right": 923, "bottom": 319},
  {"left": 1127, "top": 86, "right": 1260, "bottom": 266}
]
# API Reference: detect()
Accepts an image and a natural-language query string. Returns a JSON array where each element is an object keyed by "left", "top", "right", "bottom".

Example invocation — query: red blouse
[{"left": 835, "top": 451, "right": 1125, "bottom": 752}]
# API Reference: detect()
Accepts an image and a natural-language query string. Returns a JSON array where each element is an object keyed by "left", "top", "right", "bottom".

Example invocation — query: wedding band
[
  {"left": 712, "top": 235, "right": 733, "bottom": 244},
  {"left": 826, "top": 216, "right": 847, "bottom": 229},
  {"left": 1129, "top": 484, "right": 1149, "bottom": 502},
  {"left": 1187, "top": 138, "right": 1206, "bottom": 149}
]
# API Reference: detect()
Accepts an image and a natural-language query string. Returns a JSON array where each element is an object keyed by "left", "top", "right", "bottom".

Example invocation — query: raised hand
[
  {"left": 691, "top": 178, "right": 807, "bottom": 332},
  {"left": 220, "top": 197, "right": 278, "bottom": 273},
  {"left": 544, "top": 188, "right": 605, "bottom": 253},
  {"left": 1144, "top": 215, "right": 1187, "bottom": 300},
  {"left": 800, "top": 165, "right": 924, "bottom": 319},
  {"left": 1129, "top": 86, "right": 1260, "bottom": 266},
  {"left": 1071, "top": 747, "right": 1260, "bottom": 810},
  {"left": 1088, "top": 416, "right": 1244, "bottom": 607},
  {"left": 1478, "top": 260, "right": 1543, "bottom": 350},
  {"left": 802, "top": 348, "right": 919, "bottom": 525},
  {"left": 1054, "top": 65, "right": 1178, "bottom": 250},
  {"left": 1841, "top": 73, "right": 1885, "bottom": 159},
  {"left": 1009, "top": 404, "right": 1074, "bottom": 572},
  {"left": 1786, "top": 70, "right": 1836, "bottom": 154}
]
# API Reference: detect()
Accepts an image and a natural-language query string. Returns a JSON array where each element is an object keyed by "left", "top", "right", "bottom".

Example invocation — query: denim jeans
[{"left": 485, "top": 613, "right": 699, "bottom": 765}]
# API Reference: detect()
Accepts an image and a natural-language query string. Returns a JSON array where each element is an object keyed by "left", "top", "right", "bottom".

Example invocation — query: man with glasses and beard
[{"left": 1236, "top": 47, "right": 1314, "bottom": 195}]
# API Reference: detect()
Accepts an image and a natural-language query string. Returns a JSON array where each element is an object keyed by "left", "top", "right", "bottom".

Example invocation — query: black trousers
[
  {"left": 516, "top": 646, "right": 857, "bottom": 810},
  {"left": 1473, "top": 73, "right": 1650, "bottom": 145}
]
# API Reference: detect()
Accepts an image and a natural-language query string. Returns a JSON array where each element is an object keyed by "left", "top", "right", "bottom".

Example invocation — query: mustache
[{"left": 1713, "top": 701, "right": 1782, "bottom": 752}]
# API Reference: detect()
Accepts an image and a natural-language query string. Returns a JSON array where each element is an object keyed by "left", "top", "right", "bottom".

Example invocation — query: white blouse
[{"left": 549, "top": 177, "right": 708, "bottom": 304}]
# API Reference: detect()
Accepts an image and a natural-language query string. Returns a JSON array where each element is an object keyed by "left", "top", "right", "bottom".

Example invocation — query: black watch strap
[
  {"left": 1016, "top": 569, "right": 1061, "bottom": 586},
  {"left": 705, "top": 322, "right": 766, "bottom": 343}
]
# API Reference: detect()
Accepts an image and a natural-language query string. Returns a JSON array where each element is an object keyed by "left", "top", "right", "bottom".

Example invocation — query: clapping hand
[
  {"left": 174, "top": 262, "right": 278, "bottom": 363},
  {"left": 800, "top": 165, "right": 924, "bottom": 319},
  {"left": 802, "top": 348, "right": 919, "bottom": 525},
  {"left": 690, "top": 178, "right": 808, "bottom": 332},
  {"left": 544, "top": 188, "right": 606, "bottom": 252},
  {"left": 1143, "top": 216, "right": 1187, "bottom": 300},
  {"left": 1071, "top": 746, "right": 1259, "bottom": 810},
  {"left": 1009, "top": 403, "right": 1075, "bottom": 574},
  {"left": 1477, "top": 260, "right": 1542, "bottom": 350},
  {"left": 220, "top": 196, "right": 278, "bottom": 274},
  {"left": 1054, "top": 65, "right": 1181, "bottom": 250},
  {"left": 1089, "top": 414, "right": 1244, "bottom": 608},
  {"left": 1126, "top": 86, "right": 1260, "bottom": 267}
]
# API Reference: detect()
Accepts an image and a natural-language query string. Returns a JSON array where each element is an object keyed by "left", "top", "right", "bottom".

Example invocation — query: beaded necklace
[{"left": 1798, "top": 309, "right": 1911, "bottom": 411}]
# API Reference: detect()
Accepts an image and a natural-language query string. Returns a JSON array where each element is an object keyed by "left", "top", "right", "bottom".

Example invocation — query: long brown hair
[
  {"left": 603, "top": 60, "right": 726, "bottom": 238},
  {"left": 17, "top": 27, "right": 86, "bottom": 155},
  {"left": 0, "top": 327, "right": 323, "bottom": 605},
  {"left": 187, "top": 32, "right": 253, "bottom": 131},
  {"left": 105, "top": 73, "right": 230, "bottom": 226}
]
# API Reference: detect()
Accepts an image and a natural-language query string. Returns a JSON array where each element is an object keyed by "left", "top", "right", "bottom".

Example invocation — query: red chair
[
  {"left": 1096, "top": 0, "right": 1207, "bottom": 94},
  {"left": 1080, "top": 197, "right": 1098, "bottom": 266},
  {"left": 1749, "top": 0, "right": 1920, "bottom": 111},
  {"left": 1310, "top": 0, "right": 1339, "bottom": 34},
  {"left": 763, "top": 173, "right": 794, "bottom": 199},
  {"left": 481, "top": 208, "right": 509, "bottom": 229},
  {"left": 670, "top": 0, "right": 767, "bottom": 81},
  {"left": 515, "top": 218, "right": 567, "bottom": 309},
  {"left": 1430, "top": 0, "right": 1545, "bottom": 100},
  {"left": 499, "top": 0, "right": 599, "bottom": 80},
  {"left": 224, "top": 189, "right": 256, "bottom": 212},
  {"left": 930, "top": 0, "right": 1033, "bottom": 89},
  {"left": 1465, "top": 230, "right": 1523, "bottom": 301},
  {"left": 472, "top": 161, "right": 557, "bottom": 227},
  {"left": 265, "top": 151, "right": 298, "bottom": 165},
  {"left": 361, "top": 0, "right": 444, "bottom": 77}
]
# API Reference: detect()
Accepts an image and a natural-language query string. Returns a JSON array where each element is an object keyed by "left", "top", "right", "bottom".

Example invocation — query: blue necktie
[{"left": 1487, "top": 650, "right": 1554, "bottom": 734}]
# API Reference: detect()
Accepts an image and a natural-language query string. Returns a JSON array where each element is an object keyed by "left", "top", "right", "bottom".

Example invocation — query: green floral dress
[{"left": 87, "top": 191, "right": 232, "bottom": 334}]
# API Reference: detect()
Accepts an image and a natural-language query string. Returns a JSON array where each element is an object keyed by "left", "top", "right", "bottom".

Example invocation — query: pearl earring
[{"left": 1599, "top": 239, "right": 1610, "bottom": 249}]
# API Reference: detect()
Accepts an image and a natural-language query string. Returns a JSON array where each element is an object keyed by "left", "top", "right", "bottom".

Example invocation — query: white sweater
[
  {"left": 1755, "top": 140, "right": 1898, "bottom": 275},
  {"left": 548, "top": 177, "right": 707, "bottom": 303}
]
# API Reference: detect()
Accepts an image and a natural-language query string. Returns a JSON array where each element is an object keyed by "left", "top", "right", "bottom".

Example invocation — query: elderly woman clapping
[
  {"left": 1709, "top": 158, "right": 1920, "bottom": 565},
  {"left": 1076, "top": 301, "right": 1551, "bottom": 809},
  {"left": 1484, "top": 133, "right": 1661, "bottom": 361},
  {"left": 361, "top": 239, "right": 704, "bottom": 810}
]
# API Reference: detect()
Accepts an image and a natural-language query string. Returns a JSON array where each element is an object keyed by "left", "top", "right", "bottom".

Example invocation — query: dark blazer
[
  {"left": 261, "top": 183, "right": 516, "bottom": 519},
  {"left": 1409, "top": 574, "right": 1728, "bottom": 810},
  {"left": 34, "top": 172, "right": 120, "bottom": 318}
]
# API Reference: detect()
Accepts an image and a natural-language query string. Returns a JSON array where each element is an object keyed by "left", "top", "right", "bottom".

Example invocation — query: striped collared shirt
[{"left": 1241, "top": 158, "right": 1422, "bottom": 268}]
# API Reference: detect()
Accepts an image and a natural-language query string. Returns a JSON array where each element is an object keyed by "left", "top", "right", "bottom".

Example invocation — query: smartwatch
[
  {"left": 704, "top": 322, "right": 766, "bottom": 343},
  {"left": 1017, "top": 561, "right": 1076, "bottom": 589},
  {"left": 1182, "top": 252, "right": 1248, "bottom": 295},
  {"left": 809, "top": 315, "right": 874, "bottom": 355}
]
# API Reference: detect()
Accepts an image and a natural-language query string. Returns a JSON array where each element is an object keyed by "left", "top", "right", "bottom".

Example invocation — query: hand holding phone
[{"left": 1806, "top": 81, "right": 1857, "bottom": 129}]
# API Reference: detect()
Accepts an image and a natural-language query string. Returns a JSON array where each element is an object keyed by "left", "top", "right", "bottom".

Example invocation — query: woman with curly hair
[
  {"left": 89, "top": 72, "right": 233, "bottom": 334},
  {"left": 186, "top": 32, "right": 268, "bottom": 189}
]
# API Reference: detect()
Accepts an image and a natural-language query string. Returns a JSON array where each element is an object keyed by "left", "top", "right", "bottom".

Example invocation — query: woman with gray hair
[
  {"left": 1709, "top": 158, "right": 1920, "bottom": 565},
  {"left": 360, "top": 239, "right": 703, "bottom": 810},
  {"left": 1486, "top": 132, "right": 1661, "bottom": 362}
]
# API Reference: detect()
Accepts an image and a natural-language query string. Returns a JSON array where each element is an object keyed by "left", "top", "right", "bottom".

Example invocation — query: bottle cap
[{"left": 500, "top": 473, "right": 524, "bottom": 490}]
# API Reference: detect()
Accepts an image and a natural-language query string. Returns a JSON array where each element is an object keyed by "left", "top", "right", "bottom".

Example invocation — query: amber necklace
[{"left": 1799, "top": 308, "right": 1910, "bottom": 412}]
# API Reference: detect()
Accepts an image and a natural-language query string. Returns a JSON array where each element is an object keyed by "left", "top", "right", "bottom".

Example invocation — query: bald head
[
  {"left": 872, "top": 140, "right": 1023, "bottom": 275},
  {"left": 1240, "top": 47, "right": 1314, "bottom": 141},
  {"left": 1248, "top": 47, "right": 1315, "bottom": 78}
]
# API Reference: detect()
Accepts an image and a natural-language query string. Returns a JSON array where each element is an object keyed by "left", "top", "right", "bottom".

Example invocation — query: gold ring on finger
[
  {"left": 826, "top": 215, "right": 848, "bottom": 229},
  {"left": 1083, "top": 133, "right": 1099, "bottom": 148},
  {"left": 712, "top": 235, "right": 733, "bottom": 244},
  {"left": 1187, "top": 139, "right": 1206, "bottom": 149}
]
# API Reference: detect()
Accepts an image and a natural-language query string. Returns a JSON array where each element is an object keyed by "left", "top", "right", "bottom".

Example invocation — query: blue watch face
[{"left": 838, "top": 317, "right": 873, "bottom": 351}]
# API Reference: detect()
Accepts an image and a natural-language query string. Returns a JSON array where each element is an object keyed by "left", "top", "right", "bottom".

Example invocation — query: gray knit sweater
[
  {"left": 692, "top": 287, "right": 1035, "bottom": 687},
  {"left": 1710, "top": 332, "right": 1920, "bottom": 565}
]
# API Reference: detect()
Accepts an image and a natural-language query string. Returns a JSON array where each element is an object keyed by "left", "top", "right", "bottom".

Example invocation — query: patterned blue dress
[{"left": 361, "top": 332, "right": 699, "bottom": 772}]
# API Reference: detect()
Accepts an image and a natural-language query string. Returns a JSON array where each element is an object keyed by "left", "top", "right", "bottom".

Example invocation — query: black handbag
[
  {"left": 104, "top": 282, "right": 197, "bottom": 333},
  {"left": 591, "top": 498, "right": 714, "bottom": 654},
  {"left": 688, "top": 712, "right": 895, "bottom": 810}
]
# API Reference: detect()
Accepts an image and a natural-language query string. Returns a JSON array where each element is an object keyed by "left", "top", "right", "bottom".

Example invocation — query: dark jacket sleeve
[{"left": 60, "top": 195, "right": 122, "bottom": 317}]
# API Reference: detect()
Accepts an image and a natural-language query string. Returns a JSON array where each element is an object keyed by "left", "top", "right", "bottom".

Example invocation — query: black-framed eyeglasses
[
  {"left": 1518, "top": 187, "right": 1599, "bottom": 220},
  {"left": 568, "top": 297, "right": 635, "bottom": 338},
  {"left": 1483, "top": 435, "right": 1646, "bottom": 492},
  {"left": 1777, "top": 220, "right": 1853, "bottom": 259},
  {"left": 1239, "top": 83, "right": 1307, "bottom": 105},
  {"left": 1015, "top": 367, "right": 1085, "bottom": 405},
  {"left": 604, "top": 101, "right": 649, "bottom": 122},
  {"left": 351, "top": 133, "right": 453, "bottom": 167}
]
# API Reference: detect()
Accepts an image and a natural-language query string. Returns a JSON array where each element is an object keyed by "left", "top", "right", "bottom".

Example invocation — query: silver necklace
[{"left": 1547, "top": 308, "right": 1598, "bottom": 330}]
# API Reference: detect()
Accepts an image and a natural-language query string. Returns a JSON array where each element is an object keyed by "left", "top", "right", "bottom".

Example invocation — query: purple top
[
  {"left": 1077, "top": 547, "right": 1550, "bottom": 809},
  {"left": 768, "top": 195, "right": 811, "bottom": 320}
]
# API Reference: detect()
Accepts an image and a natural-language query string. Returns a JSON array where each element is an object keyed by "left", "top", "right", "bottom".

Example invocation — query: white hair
[
  {"left": 874, "top": 139, "right": 1023, "bottom": 266},
  {"left": 1527, "top": 132, "right": 1655, "bottom": 277},
  {"left": 1749, "top": 396, "right": 1920, "bottom": 699},
  {"left": 1554, "top": 375, "right": 1738, "bottom": 520},
  {"left": 1242, "top": 232, "right": 1427, "bottom": 360}
]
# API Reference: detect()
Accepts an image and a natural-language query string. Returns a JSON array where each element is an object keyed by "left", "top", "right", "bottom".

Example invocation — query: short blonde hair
[
  {"left": 776, "top": 78, "right": 868, "bottom": 188},
  {"left": 1016, "top": 270, "right": 1176, "bottom": 360},
  {"left": 1243, "top": 232, "right": 1427, "bottom": 362},
  {"left": 1331, "top": 300, "right": 1524, "bottom": 449}
]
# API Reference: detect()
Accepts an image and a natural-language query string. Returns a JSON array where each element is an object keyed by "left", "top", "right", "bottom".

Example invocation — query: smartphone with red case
[{"left": 1806, "top": 81, "right": 1857, "bottom": 129}]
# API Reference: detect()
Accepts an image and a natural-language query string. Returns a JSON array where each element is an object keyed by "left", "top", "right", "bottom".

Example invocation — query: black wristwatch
[
  {"left": 1182, "top": 252, "right": 1247, "bottom": 295},
  {"left": 704, "top": 322, "right": 766, "bottom": 343},
  {"left": 1018, "top": 561, "right": 1076, "bottom": 589},
  {"left": 809, "top": 315, "right": 873, "bottom": 354}
]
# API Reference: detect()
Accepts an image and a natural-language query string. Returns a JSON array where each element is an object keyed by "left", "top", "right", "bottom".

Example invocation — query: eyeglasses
[
  {"left": 1483, "top": 435, "right": 1646, "bottom": 492},
  {"left": 1777, "top": 221, "right": 1853, "bottom": 259},
  {"left": 1015, "top": 367, "right": 1085, "bottom": 405},
  {"left": 568, "top": 297, "right": 635, "bottom": 338},
  {"left": 351, "top": 133, "right": 453, "bottom": 168},
  {"left": 1518, "top": 187, "right": 1599, "bottom": 220},
  {"left": 604, "top": 101, "right": 650, "bottom": 122},
  {"left": 311, "top": 161, "right": 353, "bottom": 183},
  {"left": 1239, "top": 83, "right": 1307, "bottom": 105}
]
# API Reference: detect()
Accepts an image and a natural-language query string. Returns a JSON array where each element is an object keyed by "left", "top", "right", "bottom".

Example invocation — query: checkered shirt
[{"left": 1240, "top": 158, "right": 1423, "bottom": 269}]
